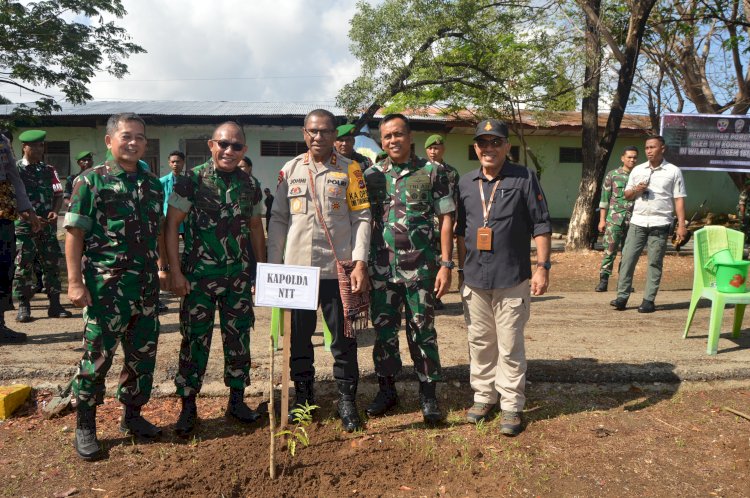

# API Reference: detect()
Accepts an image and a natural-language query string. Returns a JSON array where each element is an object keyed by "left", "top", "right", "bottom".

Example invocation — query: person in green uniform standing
[
  {"left": 65, "top": 113, "right": 168, "bottom": 460},
  {"left": 364, "top": 114, "right": 455, "bottom": 424},
  {"left": 334, "top": 124, "right": 373, "bottom": 171},
  {"left": 595, "top": 146, "right": 637, "bottom": 292},
  {"left": 166, "top": 122, "right": 265, "bottom": 437},
  {"left": 14, "top": 129, "right": 71, "bottom": 322}
]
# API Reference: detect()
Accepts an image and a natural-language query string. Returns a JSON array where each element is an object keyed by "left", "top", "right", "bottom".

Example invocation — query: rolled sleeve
[
  {"left": 64, "top": 174, "right": 94, "bottom": 234},
  {"left": 168, "top": 191, "right": 192, "bottom": 214},
  {"left": 350, "top": 206, "right": 371, "bottom": 262},
  {"left": 63, "top": 212, "right": 93, "bottom": 232},
  {"left": 527, "top": 173, "right": 552, "bottom": 236}
]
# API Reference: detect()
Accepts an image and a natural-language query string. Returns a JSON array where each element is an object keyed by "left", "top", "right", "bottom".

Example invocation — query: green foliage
[
  {"left": 337, "top": 0, "right": 579, "bottom": 121},
  {"left": 0, "top": 0, "right": 145, "bottom": 117},
  {"left": 274, "top": 402, "right": 318, "bottom": 457}
]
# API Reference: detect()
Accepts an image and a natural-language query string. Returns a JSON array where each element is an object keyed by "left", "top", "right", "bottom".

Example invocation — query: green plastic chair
[
  {"left": 684, "top": 226, "right": 750, "bottom": 355},
  {"left": 270, "top": 307, "right": 332, "bottom": 352}
]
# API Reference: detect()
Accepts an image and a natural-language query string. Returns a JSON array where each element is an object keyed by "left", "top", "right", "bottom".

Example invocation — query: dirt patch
[{"left": 1, "top": 383, "right": 749, "bottom": 497}]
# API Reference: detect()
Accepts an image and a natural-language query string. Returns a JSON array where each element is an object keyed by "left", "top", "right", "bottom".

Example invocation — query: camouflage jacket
[
  {"left": 15, "top": 158, "right": 63, "bottom": 234},
  {"left": 599, "top": 167, "right": 633, "bottom": 226},
  {"left": 351, "top": 151, "right": 373, "bottom": 171},
  {"left": 738, "top": 190, "right": 750, "bottom": 219},
  {"left": 63, "top": 160, "right": 164, "bottom": 280},
  {"left": 364, "top": 156, "right": 455, "bottom": 283},
  {"left": 169, "top": 160, "right": 260, "bottom": 278}
]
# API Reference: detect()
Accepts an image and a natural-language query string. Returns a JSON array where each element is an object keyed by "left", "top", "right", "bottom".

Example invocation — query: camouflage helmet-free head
[
  {"left": 336, "top": 124, "right": 356, "bottom": 139},
  {"left": 18, "top": 129, "right": 46, "bottom": 143},
  {"left": 473, "top": 120, "right": 508, "bottom": 140},
  {"left": 424, "top": 134, "right": 444, "bottom": 149}
]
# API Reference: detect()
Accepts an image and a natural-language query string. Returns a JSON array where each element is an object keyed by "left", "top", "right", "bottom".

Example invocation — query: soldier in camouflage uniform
[
  {"left": 65, "top": 113, "right": 167, "bottom": 461},
  {"left": 13, "top": 130, "right": 72, "bottom": 322},
  {"left": 364, "top": 114, "right": 455, "bottom": 424},
  {"left": 424, "top": 134, "right": 459, "bottom": 310},
  {"left": 334, "top": 124, "right": 374, "bottom": 171},
  {"left": 0, "top": 129, "right": 41, "bottom": 343},
  {"left": 595, "top": 146, "right": 638, "bottom": 292},
  {"left": 737, "top": 179, "right": 750, "bottom": 241},
  {"left": 167, "top": 122, "right": 265, "bottom": 438}
]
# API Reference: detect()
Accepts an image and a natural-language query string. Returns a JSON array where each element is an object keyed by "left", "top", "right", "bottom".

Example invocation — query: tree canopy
[
  {"left": 0, "top": 0, "right": 144, "bottom": 118},
  {"left": 337, "top": 0, "right": 577, "bottom": 130}
]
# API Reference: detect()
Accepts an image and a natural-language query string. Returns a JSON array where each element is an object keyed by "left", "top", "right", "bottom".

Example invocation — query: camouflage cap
[
  {"left": 18, "top": 129, "right": 46, "bottom": 143},
  {"left": 473, "top": 119, "right": 508, "bottom": 140},
  {"left": 75, "top": 150, "right": 93, "bottom": 161},
  {"left": 424, "top": 134, "right": 444, "bottom": 149},
  {"left": 336, "top": 124, "right": 356, "bottom": 139}
]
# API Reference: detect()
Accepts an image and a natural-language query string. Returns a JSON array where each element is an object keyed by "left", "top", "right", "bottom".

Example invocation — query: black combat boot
[
  {"left": 174, "top": 395, "right": 198, "bottom": 437},
  {"left": 74, "top": 403, "right": 101, "bottom": 461},
  {"left": 365, "top": 376, "right": 399, "bottom": 417},
  {"left": 595, "top": 274, "right": 609, "bottom": 292},
  {"left": 226, "top": 388, "right": 261, "bottom": 424},
  {"left": 419, "top": 381, "right": 444, "bottom": 424},
  {"left": 15, "top": 298, "right": 31, "bottom": 323},
  {"left": 336, "top": 380, "right": 362, "bottom": 432},
  {"left": 288, "top": 379, "right": 316, "bottom": 423},
  {"left": 0, "top": 314, "right": 27, "bottom": 344},
  {"left": 47, "top": 293, "right": 72, "bottom": 318},
  {"left": 120, "top": 405, "right": 162, "bottom": 439}
]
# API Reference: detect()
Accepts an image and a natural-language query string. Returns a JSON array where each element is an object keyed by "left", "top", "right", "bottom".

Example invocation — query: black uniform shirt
[{"left": 455, "top": 162, "right": 551, "bottom": 290}]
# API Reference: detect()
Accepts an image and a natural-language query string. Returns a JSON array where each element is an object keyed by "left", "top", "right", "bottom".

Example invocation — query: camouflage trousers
[
  {"left": 370, "top": 278, "right": 442, "bottom": 382},
  {"left": 599, "top": 222, "right": 629, "bottom": 276},
  {"left": 13, "top": 224, "right": 62, "bottom": 299},
  {"left": 72, "top": 274, "right": 160, "bottom": 408},
  {"left": 174, "top": 271, "right": 254, "bottom": 397}
]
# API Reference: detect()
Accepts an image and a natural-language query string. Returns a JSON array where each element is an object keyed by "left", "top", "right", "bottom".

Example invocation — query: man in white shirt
[{"left": 611, "top": 136, "right": 687, "bottom": 313}]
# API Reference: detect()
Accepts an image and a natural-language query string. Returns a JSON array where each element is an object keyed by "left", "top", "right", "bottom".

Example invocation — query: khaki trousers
[{"left": 461, "top": 280, "right": 530, "bottom": 412}]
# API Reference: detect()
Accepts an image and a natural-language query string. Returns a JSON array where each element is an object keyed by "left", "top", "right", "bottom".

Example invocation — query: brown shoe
[
  {"left": 500, "top": 410, "right": 523, "bottom": 436},
  {"left": 466, "top": 402, "right": 495, "bottom": 424}
]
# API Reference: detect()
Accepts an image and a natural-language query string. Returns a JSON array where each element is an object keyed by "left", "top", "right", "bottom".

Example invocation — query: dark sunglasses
[{"left": 211, "top": 140, "right": 244, "bottom": 152}]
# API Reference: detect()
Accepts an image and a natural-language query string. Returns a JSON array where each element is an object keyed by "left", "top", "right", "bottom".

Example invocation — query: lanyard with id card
[{"left": 477, "top": 178, "right": 501, "bottom": 251}]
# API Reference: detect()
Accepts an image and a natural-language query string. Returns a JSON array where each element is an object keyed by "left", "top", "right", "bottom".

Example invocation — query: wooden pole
[
  {"left": 268, "top": 330, "right": 276, "bottom": 479},
  {"left": 280, "top": 309, "right": 292, "bottom": 429}
]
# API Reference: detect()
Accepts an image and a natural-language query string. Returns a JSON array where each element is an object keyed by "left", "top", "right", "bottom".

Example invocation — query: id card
[{"left": 477, "top": 226, "right": 493, "bottom": 251}]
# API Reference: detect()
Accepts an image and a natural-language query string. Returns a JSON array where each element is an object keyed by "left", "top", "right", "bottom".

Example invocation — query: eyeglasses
[
  {"left": 475, "top": 138, "right": 506, "bottom": 148},
  {"left": 210, "top": 140, "right": 244, "bottom": 151},
  {"left": 304, "top": 128, "right": 335, "bottom": 139}
]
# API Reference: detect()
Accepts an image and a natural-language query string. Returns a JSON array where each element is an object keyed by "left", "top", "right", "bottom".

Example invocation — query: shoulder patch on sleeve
[{"left": 347, "top": 162, "right": 370, "bottom": 211}]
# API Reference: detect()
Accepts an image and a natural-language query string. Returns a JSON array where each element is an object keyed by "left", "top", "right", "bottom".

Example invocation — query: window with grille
[
  {"left": 46, "top": 141, "right": 71, "bottom": 177},
  {"left": 260, "top": 141, "right": 308, "bottom": 157},
  {"left": 559, "top": 147, "right": 583, "bottom": 163},
  {"left": 185, "top": 139, "right": 211, "bottom": 169},
  {"left": 142, "top": 139, "right": 160, "bottom": 174}
]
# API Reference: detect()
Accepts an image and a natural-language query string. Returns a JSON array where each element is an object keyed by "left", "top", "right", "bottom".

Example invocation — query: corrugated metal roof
[
  {"left": 0, "top": 100, "right": 350, "bottom": 117},
  {"left": 0, "top": 100, "right": 652, "bottom": 130}
]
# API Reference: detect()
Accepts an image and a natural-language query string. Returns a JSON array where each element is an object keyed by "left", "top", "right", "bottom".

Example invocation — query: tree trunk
[
  {"left": 567, "top": 0, "right": 657, "bottom": 250},
  {"left": 566, "top": 0, "right": 603, "bottom": 250}
]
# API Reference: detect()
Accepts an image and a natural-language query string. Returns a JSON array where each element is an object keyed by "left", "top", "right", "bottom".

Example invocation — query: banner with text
[
  {"left": 661, "top": 113, "right": 750, "bottom": 172},
  {"left": 255, "top": 263, "right": 320, "bottom": 310}
]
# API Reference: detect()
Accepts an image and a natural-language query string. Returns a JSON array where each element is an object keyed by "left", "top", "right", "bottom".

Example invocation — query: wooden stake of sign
[
  {"left": 280, "top": 309, "right": 292, "bottom": 428},
  {"left": 268, "top": 332, "right": 276, "bottom": 479}
]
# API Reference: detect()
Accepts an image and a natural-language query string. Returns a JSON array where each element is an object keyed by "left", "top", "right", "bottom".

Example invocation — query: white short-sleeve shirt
[{"left": 626, "top": 160, "right": 687, "bottom": 228}]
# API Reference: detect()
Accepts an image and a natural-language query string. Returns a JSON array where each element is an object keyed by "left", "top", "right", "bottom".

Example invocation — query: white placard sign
[{"left": 254, "top": 263, "right": 320, "bottom": 310}]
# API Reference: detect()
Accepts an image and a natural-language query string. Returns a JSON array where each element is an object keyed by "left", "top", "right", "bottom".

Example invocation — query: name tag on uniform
[{"left": 477, "top": 226, "right": 493, "bottom": 251}]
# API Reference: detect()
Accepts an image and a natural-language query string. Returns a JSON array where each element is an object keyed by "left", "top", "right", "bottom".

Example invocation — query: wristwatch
[
  {"left": 440, "top": 260, "right": 456, "bottom": 269},
  {"left": 158, "top": 265, "right": 170, "bottom": 272},
  {"left": 536, "top": 261, "right": 551, "bottom": 270}
]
